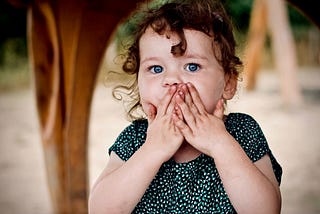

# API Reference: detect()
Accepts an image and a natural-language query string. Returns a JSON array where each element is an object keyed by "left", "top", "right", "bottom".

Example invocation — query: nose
[{"left": 162, "top": 71, "right": 183, "bottom": 87}]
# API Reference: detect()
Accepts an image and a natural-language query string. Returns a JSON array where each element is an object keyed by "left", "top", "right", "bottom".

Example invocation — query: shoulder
[
  {"left": 108, "top": 119, "right": 148, "bottom": 161},
  {"left": 118, "top": 119, "right": 148, "bottom": 139},
  {"left": 225, "top": 113, "right": 268, "bottom": 160},
  {"left": 225, "top": 113, "right": 283, "bottom": 184},
  {"left": 224, "top": 112, "right": 263, "bottom": 135},
  {"left": 225, "top": 112, "right": 258, "bottom": 125}
]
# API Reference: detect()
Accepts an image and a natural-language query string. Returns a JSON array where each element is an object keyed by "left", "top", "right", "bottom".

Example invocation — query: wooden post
[
  {"left": 244, "top": 0, "right": 268, "bottom": 91},
  {"left": 266, "top": 0, "right": 303, "bottom": 106},
  {"left": 27, "top": 0, "right": 137, "bottom": 213},
  {"left": 27, "top": 2, "right": 69, "bottom": 212},
  {"left": 244, "top": 0, "right": 303, "bottom": 106}
]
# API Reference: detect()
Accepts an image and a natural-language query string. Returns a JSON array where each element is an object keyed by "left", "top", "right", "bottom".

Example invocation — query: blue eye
[
  {"left": 185, "top": 63, "right": 200, "bottom": 72},
  {"left": 150, "top": 65, "right": 163, "bottom": 74}
]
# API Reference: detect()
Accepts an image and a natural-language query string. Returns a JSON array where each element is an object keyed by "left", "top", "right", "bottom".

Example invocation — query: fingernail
[
  {"left": 170, "top": 85, "right": 176, "bottom": 92},
  {"left": 176, "top": 94, "right": 182, "bottom": 101}
]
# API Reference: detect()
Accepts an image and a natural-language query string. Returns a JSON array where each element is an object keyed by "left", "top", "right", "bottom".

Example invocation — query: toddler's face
[{"left": 138, "top": 27, "right": 235, "bottom": 116}]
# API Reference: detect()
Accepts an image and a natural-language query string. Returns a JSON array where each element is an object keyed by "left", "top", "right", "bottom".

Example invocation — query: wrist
[
  {"left": 142, "top": 140, "right": 171, "bottom": 164},
  {"left": 208, "top": 131, "right": 236, "bottom": 158}
]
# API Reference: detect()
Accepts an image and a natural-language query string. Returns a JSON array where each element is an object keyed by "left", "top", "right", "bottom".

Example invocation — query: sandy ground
[{"left": 0, "top": 68, "right": 320, "bottom": 214}]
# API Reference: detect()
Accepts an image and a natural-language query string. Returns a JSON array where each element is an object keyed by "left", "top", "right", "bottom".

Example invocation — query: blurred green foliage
[
  {"left": 225, "top": 0, "right": 312, "bottom": 32},
  {"left": 225, "top": 0, "right": 253, "bottom": 31},
  {"left": 115, "top": 0, "right": 313, "bottom": 42}
]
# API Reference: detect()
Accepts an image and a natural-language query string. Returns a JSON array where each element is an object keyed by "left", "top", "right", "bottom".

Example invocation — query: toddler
[{"left": 89, "top": 0, "right": 282, "bottom": 213}]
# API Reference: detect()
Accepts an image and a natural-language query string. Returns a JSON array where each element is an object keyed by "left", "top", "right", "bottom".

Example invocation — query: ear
[{"left": 222, "top": 73, "right": 237, "bottom": 100}]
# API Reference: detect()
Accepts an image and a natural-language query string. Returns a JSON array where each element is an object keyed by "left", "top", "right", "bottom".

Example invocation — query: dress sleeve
[
  {"left": 225, "top": 113, "right": 282, "bottom": 184},
  {"left": 108, "top": 119, "right": 147, "bottom": 161}
]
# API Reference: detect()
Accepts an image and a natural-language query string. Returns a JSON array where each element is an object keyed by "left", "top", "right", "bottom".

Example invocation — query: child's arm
[
  {"left": 173, "top": 83, "right": 281, "bottom": 214},
  {"left": 89, "top": 86, "right": 183, "bottom": 213},
  {"left": 89, "top": 145, "right": 166, "bottom": 213},
  {"left": 209, "top": 135, "right": 281, "bottom": 214}
]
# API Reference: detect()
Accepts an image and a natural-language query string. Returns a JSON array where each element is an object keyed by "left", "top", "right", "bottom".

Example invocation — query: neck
[{"left": 173, "top": 141, "right": 201, "bottom": 163}]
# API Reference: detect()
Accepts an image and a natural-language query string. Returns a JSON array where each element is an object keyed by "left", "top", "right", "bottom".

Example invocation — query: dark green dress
[{"left": 109, "top": 113, "right": 282, "bottom": 213}]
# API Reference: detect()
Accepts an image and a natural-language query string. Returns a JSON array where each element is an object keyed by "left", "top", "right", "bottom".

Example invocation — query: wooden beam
[
  {"left": 244, "top": 0, "right": 268, "bottom": 90},
  {"left": 27, "top": 0, "right": 137, "bottom": 213}
]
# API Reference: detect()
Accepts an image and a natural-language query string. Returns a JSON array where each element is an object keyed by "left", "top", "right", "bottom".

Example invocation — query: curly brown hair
[{"left": 113, "top": 0, "right": 242, "bottom": 121}]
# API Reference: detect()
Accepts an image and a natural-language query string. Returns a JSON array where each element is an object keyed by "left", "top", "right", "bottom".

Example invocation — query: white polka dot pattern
[{"left": 109, "top": 113, "right": 282, "bottom": 213}]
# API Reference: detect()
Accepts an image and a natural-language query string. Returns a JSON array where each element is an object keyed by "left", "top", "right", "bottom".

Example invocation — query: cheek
[
  {"left": 138, "top": 84, "right": 150, "bottom": 109},
  {"left": 138, "top": 81, "right": 161, "bottom": 112},
  {"left": 196, "top": 82, "right": 224, "bottom": 113},
  {"left": 201, "top": 92, "right": 221, "bottom": 113}
]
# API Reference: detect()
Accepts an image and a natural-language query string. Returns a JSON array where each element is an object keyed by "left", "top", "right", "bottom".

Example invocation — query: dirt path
[{"left": 0, "top": 69, "right": 319, "bottom": 213}]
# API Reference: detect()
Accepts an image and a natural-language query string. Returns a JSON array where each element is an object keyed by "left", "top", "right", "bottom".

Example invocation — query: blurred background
[{"left": 0, "top": 0, "right": 319, "bottom": 213}]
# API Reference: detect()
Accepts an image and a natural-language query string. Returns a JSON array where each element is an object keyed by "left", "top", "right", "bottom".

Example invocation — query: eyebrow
[
  {"left": 182, "top": 53, "right": 209, "bottom": 61},
  {"left": 140, "top": 54, "right": 208, "bottom": 65},
  {"left": 140, "top": 57, "right": 161, "bottom": 65}
]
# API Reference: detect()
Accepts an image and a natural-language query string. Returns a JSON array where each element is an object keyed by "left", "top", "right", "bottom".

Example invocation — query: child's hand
[
  {"left": 145, "top": 85, "right": 184, "bottom": 162},
  {"left": 173, "top": 83, "right": 228, "bottom": 157}
]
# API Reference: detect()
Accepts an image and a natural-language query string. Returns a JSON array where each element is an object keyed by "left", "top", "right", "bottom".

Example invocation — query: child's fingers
[
  {"left": 166, "top": 95, "right": 176, "bottom": 116},
  {"left": 187, "top": 82, "right": 206, "bottom": 114},
  {"left": 157, "top": 85, "right": 177, "bottom": 116},
  {"left": 181, "top": 84, "right": 199, "bottom": 116},
  {"left": 167, "top": 89, "right": 184, "bottom": 115},
  {"left": 175, "top": 93, "right": 196, "bottom": 128},
  {"left": 213, "top": 99, "right": 224, "bottom": 119},
  {"left": 172, "top": 113, "right": 193, "bottom": 141},
  {"left": 174, "top": 105, "right": 184, "bottom": 121}
]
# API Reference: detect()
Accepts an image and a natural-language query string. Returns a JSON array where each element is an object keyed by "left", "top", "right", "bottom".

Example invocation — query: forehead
[{"left": 139, "top": 27, "right": 215, "bottom": 57}]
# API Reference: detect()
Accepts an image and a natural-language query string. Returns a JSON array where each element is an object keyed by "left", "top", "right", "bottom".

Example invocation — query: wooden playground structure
[{"left": 6, "top": 0, "right": 320, "bottom": 213}]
